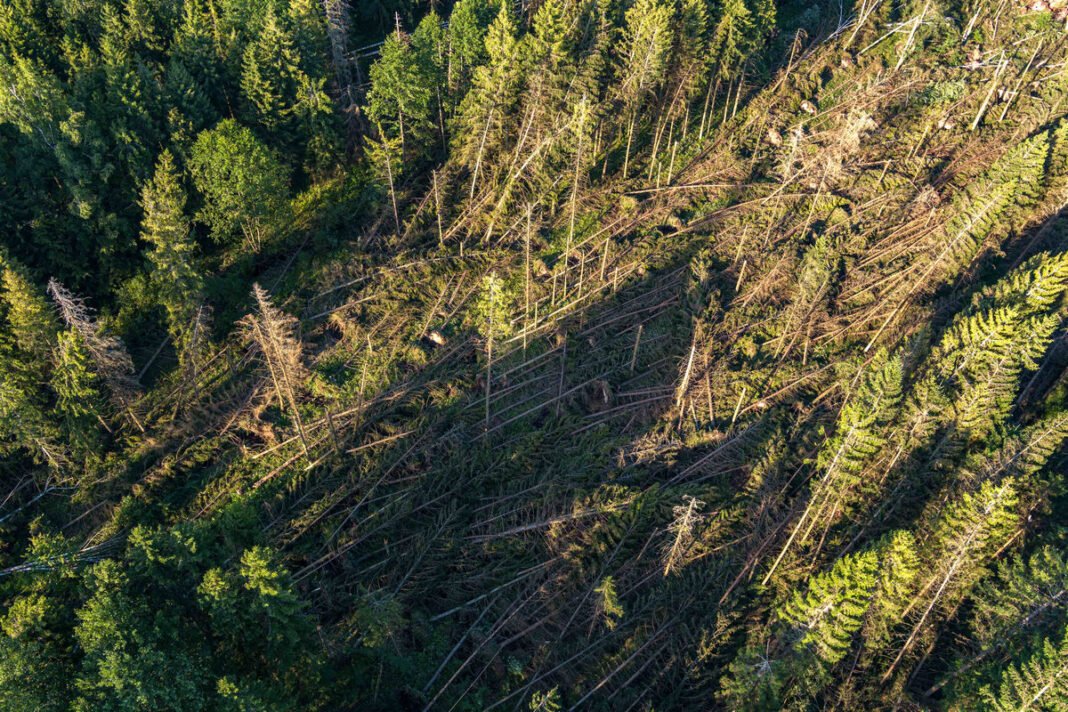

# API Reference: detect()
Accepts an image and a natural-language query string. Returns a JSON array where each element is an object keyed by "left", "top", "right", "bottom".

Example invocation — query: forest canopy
[{"left": 1, "top": 0, "right": 1068, "bottom": 710}]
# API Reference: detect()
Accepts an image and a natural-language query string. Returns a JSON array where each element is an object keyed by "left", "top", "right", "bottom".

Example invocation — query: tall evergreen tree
[
  {"left": 367, "top": 25, "right": 434, "bottom": 157},
  {"left": 240, "top": 8, "right": 303, "bottom": 145},
  {"left": 617, "top": 0, "right": 672, "bottom": 178},
  {"left": 453, "top": 3, "right": 524, "bottom": 198},
  {"left": 140, "top": 149, "right": 203, "bottom": 364},
  {"left": 51, "top": 329, "right": 102, "bottom": 457}
]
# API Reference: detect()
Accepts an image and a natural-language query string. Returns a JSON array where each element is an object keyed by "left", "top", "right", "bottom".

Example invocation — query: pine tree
[{"left": 140, "top": 149, "right": 203, "bottom": 364}]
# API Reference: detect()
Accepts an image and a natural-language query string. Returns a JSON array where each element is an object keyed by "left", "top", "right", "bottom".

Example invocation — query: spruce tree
[
  {"left": 240, "top": 8, "right": 303, "bottom": 144},
  {"left": 367, "top": 25, "right": 434, "bottom": 156},
  {"left": 780, "top": 548, "right": 879, "bottom": 667},
  {"left": 51, "top": 329, "right": 102, "bottom": 457},
  {"left": 617, "top": 0, "right": 672, "bottom": 178},
  {"left": 0, "top": 260, "right": 58, "bottom": 366},
  {"left": 453, "top": 3, "right": 524, "bottom": 197},
  {"left": 140, "top": 149, "right": 203, "bottom": 364},
  {"left": 882, "top": 479, "right": 1021, "bottom": 682},
  {"left": 764, "top": 354, "right": 903, "bottom": 582},
  {"left": 446, "top": 0, "right": 496, "bottom": 100},
  {"left": 981, "top": 625, "right": 1068, "bottom": 711}
]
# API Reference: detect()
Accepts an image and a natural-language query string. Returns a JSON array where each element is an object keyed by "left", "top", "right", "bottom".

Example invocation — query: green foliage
[
  {"left": 140, "top": 149, "right": 202, "bottom": 359},
  {"left": 367, "top": 27, "right": 435, "bottom": 157},
  {"left": 189, "top": 119, "right": 291, "bottom": 251},
  {"left": 779, "top": 548, "right": 878, "bottom": 665},
  {"left": 453, "top": 3, "right": 523, "bottom": 179},
  {"left": 594, "top": 575, "right": 623, "bottom": 630},
  {"left": 981, "top": 625, "right": 1068, "bottom": 711},
  {"left": 51, "top": 329, "right": 102, "bottom": 456},
  {"left": 5, "top": 3, "right": 1068, "bottom": 711},
  {"left": 470, "top": 272, "right": 515, "bottom": 342}
]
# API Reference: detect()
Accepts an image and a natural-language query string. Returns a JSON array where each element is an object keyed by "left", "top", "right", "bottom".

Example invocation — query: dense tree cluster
[{"left": 1, "top": 0, "right": 1068, "bottom": 710}]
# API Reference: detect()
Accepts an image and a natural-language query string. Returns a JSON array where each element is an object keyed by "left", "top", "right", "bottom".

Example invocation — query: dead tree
[
  {"left": 243, "top": 284, "right": 311, "bottom": 457},
  {"left": 47, "top": 279, "right": 143, "bottom": 432},
  {"left": 662, "top": 495, "right": 705, "bottom": 576}
]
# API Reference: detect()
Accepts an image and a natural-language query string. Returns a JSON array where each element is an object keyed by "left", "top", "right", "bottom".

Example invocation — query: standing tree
[
  {"left": 51, "top": 329, "right": 102, "bottom": 457},
  {"left": 366, "top": 24, "right": 434, "bottom": 158},
  {"left": 46, "top": 279, "right": 141, "bottom": 432},
  {"left": 446, "top": 0, "right": 496, "bottom": 101},
  {"left": 189, "top": 120, "right": 291, "bottom": 252},
  {"left": 472, "top": 273, "right": 513, "bottom": 429},
  {"left": 453, "top": 4, "right": 524, "bottom": 199},
  {"left": 240, "top": 7, "right": 303, "bottom": 146},
  {"left": 140, "top": 149, "right": 203, "bottom": 365},
  {"left": 617, "top": 0, "right": 673, "bottom": 179},
  {"left": 242, "top": 284, "right": 310, "bottom": 457}
]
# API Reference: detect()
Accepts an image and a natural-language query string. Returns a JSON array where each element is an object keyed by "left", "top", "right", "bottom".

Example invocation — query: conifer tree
[
  {"left": 764, "top": 354, "right": 902, "bottom": 582},
  {"left": 617, "top": 0, "right": 672, "bottom": 178},
  {"left": 46, "top": 279, "right": 141, "bottom": 432},
  {"left": 941, "top": 540, "right": 1068, "bottom": 704},
  {"left": 882, "top": 479, "right": 1021, "bottom": 682},
  {"left": 287, "top": 0, "right": 329, "bottom": 78},
  {"left": 981, "top": 625, "right": 1068, "bottom": 711},
  {"left": 446, "top": 0, "right": 496, "bottom": 100},
  {"left": 0, "top": 260, "right": 58, "bottom": 366},
  {"left": 864, "top": 530, "right": 920, "bottom": 648},
  {"left": 972, "top": 543, "right": 1068, "bottom": 656},
  {"left": 412, "top": 11, "right": 448, "bottom": 152},
  {"left": 0, "top": 357, "right": 61, "bottom": 468},
  {"left": 472, "top": 272, "right": 513, "bottom": 428},
  {"left": 140, "top": 149, "right": 203, "bottom": 364},
  {"left": 594, "top": 575, "right": 623, "bottom": 630},
  {"left": 243, "top": 284, "right": 309, "bottom": 456},
  {"left": 367, "top": 24, "right": 434, "bottom": 156},
  {"left": 779, "top": 548, "right": 879, "bottom": 667},
  {"left": 293, "top": 72, "right": 341, "bottom": 175},
  {"left": 453, "top": 4, "right": 523, "bottom": 198},
  {"left": 240, "top": 8, "right": 303, "bottom": 143},
  {"left": 364, "top": 129, "right": 403, "bottom": 233},
  {"left": 51, "top": 329, "right": 102, "bottom": 456}
]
